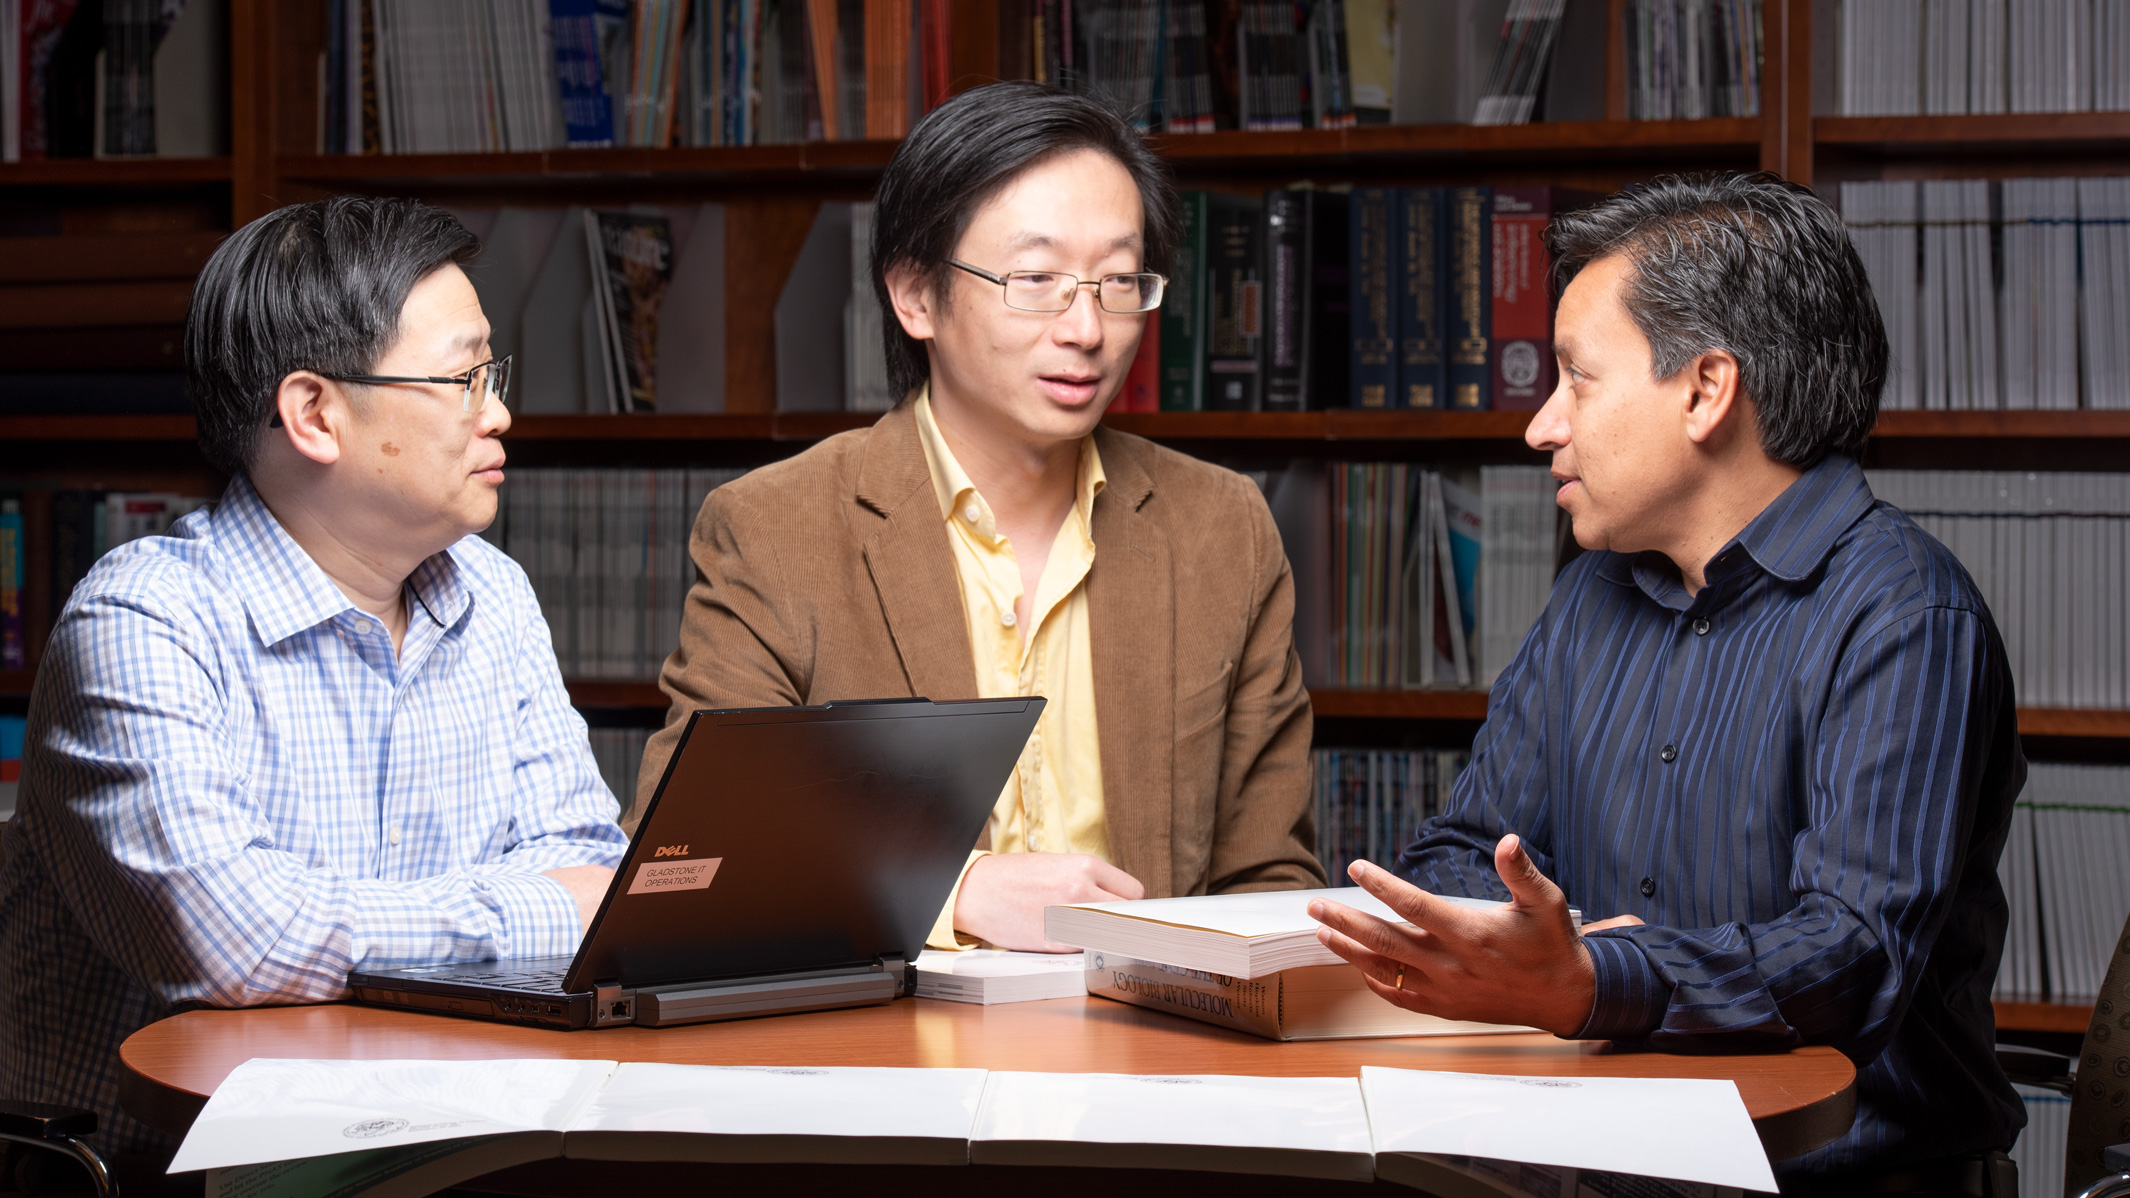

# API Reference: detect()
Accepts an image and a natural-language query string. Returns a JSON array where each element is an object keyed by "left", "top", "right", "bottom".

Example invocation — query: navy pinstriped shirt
[{"left": 1396, "top": 453, "right": 2027, "bottom": 1176}]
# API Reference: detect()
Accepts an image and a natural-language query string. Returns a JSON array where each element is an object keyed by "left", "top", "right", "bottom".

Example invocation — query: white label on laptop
[{"left": 627, "top": 857, "right": 722, "bottom": 895}]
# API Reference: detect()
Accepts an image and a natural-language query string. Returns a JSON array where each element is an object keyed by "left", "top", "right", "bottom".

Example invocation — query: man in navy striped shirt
[{"left": 1310, "top": 174, "right": 2026, "bottom": 1194}]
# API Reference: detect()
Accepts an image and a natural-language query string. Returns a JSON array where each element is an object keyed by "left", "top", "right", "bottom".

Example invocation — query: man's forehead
[{"left": 997, "top": 228, "right": 1142, "bottom": 252}]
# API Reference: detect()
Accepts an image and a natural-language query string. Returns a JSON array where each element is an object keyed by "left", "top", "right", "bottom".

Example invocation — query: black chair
[
  {"left": 2000, "top": 910, "right": 2130, "bottom": 1198},
  {"left": 0, "top": 1102, "right": 117, "bottom": 1198}
]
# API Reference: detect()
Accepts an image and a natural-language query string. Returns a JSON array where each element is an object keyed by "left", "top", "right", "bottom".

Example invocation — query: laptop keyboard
[{"left": 450, "top": 969, "right": 569, "bottom": 993}]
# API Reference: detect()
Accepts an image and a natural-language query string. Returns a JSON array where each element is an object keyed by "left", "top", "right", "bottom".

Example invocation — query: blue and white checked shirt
[
  {"left": 0, "top": 475, "right": 627, "bottom": 1154},
  {"left": 1397, "top": 453, "right": 2027, "bottom": 1177}
]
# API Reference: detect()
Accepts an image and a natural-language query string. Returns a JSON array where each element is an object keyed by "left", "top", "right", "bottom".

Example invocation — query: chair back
[{"left": 2070, "top": 912, "right": 2130, "bottom": 1194}]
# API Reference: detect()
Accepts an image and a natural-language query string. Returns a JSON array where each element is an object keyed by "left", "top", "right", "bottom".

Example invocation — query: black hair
[
  {"left": 870, "top": 81, "right": 1180, "bottom": 399},
  {"left": 185, "top": 195, "right": 479, "bottom": 476},
  {"left": 1546, "top": 172, "right": 1887, "bottom": 467}
]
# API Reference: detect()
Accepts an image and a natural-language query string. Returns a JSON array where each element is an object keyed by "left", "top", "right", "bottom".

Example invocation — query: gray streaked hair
[{"left": 1547, "top": 172, "right": 1887, "bottom": 467}]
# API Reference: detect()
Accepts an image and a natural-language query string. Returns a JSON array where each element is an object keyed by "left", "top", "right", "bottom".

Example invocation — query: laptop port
[{"left": 611, "top": 1002, "right": 630, "bottom": 1019}]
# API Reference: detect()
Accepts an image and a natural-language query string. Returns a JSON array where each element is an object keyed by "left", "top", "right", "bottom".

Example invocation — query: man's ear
[
  {"left": 271, "top": 371, "right": 345, "bottom": 467},
  {"left": 883, "top": 263, "right": 938, "bottom": 342},
  {"left": 1679, "top": 348, "right": 1743, "bottom": 447}
]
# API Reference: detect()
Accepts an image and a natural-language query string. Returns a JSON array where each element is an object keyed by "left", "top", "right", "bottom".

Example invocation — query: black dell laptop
[{"left": 348, "top": 696, "right": 1043, "bottom": 1030}]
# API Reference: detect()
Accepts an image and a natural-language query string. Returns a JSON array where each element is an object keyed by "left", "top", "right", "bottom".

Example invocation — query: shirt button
[
  {"left": 964, "top": 504, "right": 980, "bottom": 523},
  {"left": 1000, "top": 610, "right": 1017, "bottom": 627},
  {"left": 1692, "top": 618, "right": 1711, "bottom": 636},
  {"left": 389, "top": 826, "right": 402, "bottom": 846},
  {"left": 1659, "top": 744, "right": 1677, "bottom": 763},
  {"left": 1640, "top": 877, "right": 1656, "bottom": 898}
]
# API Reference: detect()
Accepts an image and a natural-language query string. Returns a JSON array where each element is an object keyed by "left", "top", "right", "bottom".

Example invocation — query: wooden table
[{"left": 122, "top": 997, "right": 1855, "bottom": 1196}]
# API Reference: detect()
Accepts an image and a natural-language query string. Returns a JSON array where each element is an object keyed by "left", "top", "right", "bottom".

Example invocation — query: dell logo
[{"left": 653, "top": 845, "right": 690, "bottom": 858}]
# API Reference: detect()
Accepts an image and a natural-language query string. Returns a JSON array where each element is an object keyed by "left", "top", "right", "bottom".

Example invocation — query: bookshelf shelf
[
  {"left": 17, "top": 410, "right": 2130, "bottom": 447},
  {"left": 2016, "top": 709, "right": 2130, "bottom": 739},
  {"left": 269, "top": 119, "right": 1765, "bottom": 191},
  {"left": 1311, "top": 690, "right": 1492, "bottom": 720},
  {"left": 1816, "top": 113, "right": 2130, "bottom": 156},
  {"left": 563, "top": 680, "right": 667, "bottom": 709},
  {"left": 0, "top": 157, "right": 232, "bottom": 187},
  {"left": 1993, "top": 999, "right": 2095, "bottom": 1035}
]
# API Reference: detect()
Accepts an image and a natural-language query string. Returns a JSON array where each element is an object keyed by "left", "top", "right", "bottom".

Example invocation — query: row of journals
[
  {"left": 177, "top": 1055, "right": 1775, "bottom": 1195},
  {"left": 1312, "top": 747, "right": 1470, "bottom": 886},
  {"left": 1867, "top": 469, "right": 2130, "bottom": 709},
  {"left": 0, "top": 0, "right": 226, "bottom": 162},
  {"left": 1273, "top": 462, "right": 1561, "bottom": 692},
  {"left": 480, "top": 467, "right": 746, "bottom": 680},
  {"left": 1995, "top": 762, "right": 2130, "bottom": 1005},
  {"left": 312, "top": 0, "right": 1736, "bottom": 157},
  {"left": 1837, "top": 0, "right": 2130, "bottom": 116},
  {"left": 1841, "top": 176, "right": 2130, "bottom": 412},
  {"left": 764, "top": 184, "right": 1599, "bottom": 417}
]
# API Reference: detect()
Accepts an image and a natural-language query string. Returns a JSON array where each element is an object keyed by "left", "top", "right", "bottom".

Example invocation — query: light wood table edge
[{"left": 120, "top": 998, "right": 1858, "bottom": 1166}]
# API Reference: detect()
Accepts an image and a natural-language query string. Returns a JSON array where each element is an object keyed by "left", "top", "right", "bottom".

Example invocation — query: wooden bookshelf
[
  {"left": 1817, "top": 112, "right": 2130, "bottom": 155},
  {"left": 1993, "top": 999, "right": 2097, "bottom": 1036},
  {"left": 13, "top": 410, "right": 2130, "bottom": 450},
  {"left": 0, "top": 156, "right": 233, "bottom": 187}
]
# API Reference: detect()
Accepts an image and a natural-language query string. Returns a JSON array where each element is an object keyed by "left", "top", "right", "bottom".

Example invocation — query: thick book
[
  {"left": 969, "top": 1070, "right": 1374, "bottom": 1182},
  {"left": 1490, "top": 186, "right": 1593, "bottom": 411},
  {"left": 1398, "top": 187, "right": 1449, "bottom": 410},
  {"left": 1447, "top": 185, "right": 1493, "bottom": 410},
  {"left": 912, "top": 950, "right": 1089, "bottom": 1004},
  {"left": 1262, "top": 189, "right": 1309, "bottom": 411},
  {"left": 1305, "top": 190, "right": 1352, "bottom": 410},
  {"left": 1160, "top": 190, "right": 1210, "bottom": 411},
  {"left": 1347, "top": 186, "right": 1398, "bottom": 409},
  {"left": 1202, "top": 190, "right": 1266, "bottom": 411},
  {"left": 549, "top": 0, "right": 616, "bottom": 146},
  {"left": 1044, "top": 887, "right": 1575, "bottom": 978},
  {"left": 1085, "top": 952, "right": 1533, "bottom": 1041}
]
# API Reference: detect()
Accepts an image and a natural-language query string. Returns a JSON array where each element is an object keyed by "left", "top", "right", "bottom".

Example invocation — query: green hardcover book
[{"left": 1160, "top": 191, "right": 1211, "bottom": 411}]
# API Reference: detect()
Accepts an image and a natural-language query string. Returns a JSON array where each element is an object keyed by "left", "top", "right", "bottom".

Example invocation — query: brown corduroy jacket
[{"left": 631, "top": 402, "right": 1325, "bottom": 899}]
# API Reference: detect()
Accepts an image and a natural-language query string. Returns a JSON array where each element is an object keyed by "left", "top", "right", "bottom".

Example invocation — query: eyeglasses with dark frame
[
  {"left": 320, "top": 354, "right": 515, "bottom": 414},
  {"left": 948, "top": 259, "right": 1167, "bottom": 314}
]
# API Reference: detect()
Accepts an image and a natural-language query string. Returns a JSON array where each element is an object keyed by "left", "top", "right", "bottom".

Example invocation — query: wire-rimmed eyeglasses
[
  {"left": 322, "top": 354, "right": 514, "bottom": 414},
  {"left": 949, "top": 259, "right": 1166, "bottom": 314}
]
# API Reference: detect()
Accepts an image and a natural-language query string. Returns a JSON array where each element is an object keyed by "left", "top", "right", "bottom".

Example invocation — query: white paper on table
[
  {"left": 1359, "top": 1066, "right": 1778, "bottom": 1192},
  {"left": 168, "top": 1058, "right": 618, "bottom": 1173},
  {"left": 973, "top": 1070, "right": 1372, "bottom": 1157},
  {"left": 914, "top": 950, "right": 1086, "bottom": 977},
  {"left": 568, "top": 1063, "right": 988, "bottom": 1140}
]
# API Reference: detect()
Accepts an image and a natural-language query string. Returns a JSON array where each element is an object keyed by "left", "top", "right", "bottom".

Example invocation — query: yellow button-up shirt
[{"left": 916, "top": 391, "right": 1111, "bottom": 949}]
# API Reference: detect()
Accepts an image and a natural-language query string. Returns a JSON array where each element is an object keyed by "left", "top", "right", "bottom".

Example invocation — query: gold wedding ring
[{"left": 1393, "top": 964, "right": 1405, "bottom": 991}]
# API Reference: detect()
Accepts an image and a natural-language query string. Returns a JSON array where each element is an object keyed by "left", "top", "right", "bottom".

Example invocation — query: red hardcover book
[
  {"left": 1488, "top": 187, "right": 1594, "bottom": 411},
  {"left": 1116, "top": 317, "right": 1161, "bottom": 412}
]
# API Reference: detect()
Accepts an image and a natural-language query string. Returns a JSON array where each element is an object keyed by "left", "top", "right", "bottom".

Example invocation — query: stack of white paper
[
  {"left": 971, "top": 1071, "right": 1375, "bottom": 1182},
  {"left": 1360, "top": 1066, "right": 1778, "bottom": 1193},
  {"left": 912, "top": 950, "right": 1088, "bottom": 1005},
  {"left": 1045, "top": 887, "right": 1569, "bottom": 978}
]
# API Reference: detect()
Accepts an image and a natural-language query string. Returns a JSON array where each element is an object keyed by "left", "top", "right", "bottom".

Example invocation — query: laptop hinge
[
  {"left": 592, "top": 981, "right": 638, "bottom": 1027},
  {"left": 633, "top": 959, "right": 904, "bottom": 1028}
]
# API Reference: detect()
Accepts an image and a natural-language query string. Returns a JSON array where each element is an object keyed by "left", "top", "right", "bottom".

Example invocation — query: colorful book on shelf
[
  {"left": 550, "top": 0, "right": 616, "bottom": 146},
  {"left": 1203, "top": 190, "right": 1265, "bottom": 411},
  {"left": 1347, "top": 187, "right": 1397, "bottom": 409},
  {"left": 1160, "top": 190, "right": 1210, "bottom": 411},
  {"left": 586, "top": 209, "right": 677, "bottom": 413},
  {"left": 1398, "top": 187, "right": 1448, "bottom": 410},
  {"left": 1490, "top": 186, "right": 1596, "bottom": 411},
  {"left": 1447, "top": 185, "right": 1492, "bottom": 410}
]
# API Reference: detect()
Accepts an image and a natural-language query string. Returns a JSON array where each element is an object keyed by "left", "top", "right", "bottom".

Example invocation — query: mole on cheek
[{"left": 380, "top": 442, "right": 402, "bottom": 457}]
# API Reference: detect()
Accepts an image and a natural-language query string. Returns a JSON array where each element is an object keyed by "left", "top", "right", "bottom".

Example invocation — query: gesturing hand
[
  {"left": 1305, "top": 835, "right": 1600, "bottom": 1036},
  {"left": 954, "top": 852, "right": 1146, "bottom": 952}
]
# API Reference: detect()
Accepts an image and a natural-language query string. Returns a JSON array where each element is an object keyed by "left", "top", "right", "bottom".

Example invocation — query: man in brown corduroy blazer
[{"left": 634, "top": 82, "right": 1324, "bottom": 950}]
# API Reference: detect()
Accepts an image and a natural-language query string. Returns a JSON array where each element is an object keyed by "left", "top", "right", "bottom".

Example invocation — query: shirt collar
[
  {"left": 1594, "top": 453, "right": 1878, "bottom": 603},
  {"left": 912, "top": 386, "right": 1106, "bottom": 537},
  {"left": 212, "top": 473, "right": 473, "bottom": 647},
  {"left": 1718, "top": 452, "right": 1877, "bottom": 584}
]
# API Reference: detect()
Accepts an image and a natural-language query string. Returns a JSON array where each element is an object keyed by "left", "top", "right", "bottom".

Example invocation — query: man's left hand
[{"left": 1306, "top": 835, "right": 1599, "bottom": 1036}]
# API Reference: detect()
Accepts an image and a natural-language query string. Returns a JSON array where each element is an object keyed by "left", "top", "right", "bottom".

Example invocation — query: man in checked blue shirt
[
  {"left": 0, "top": 197, "right": 627, "bottom": 1179},
  {"left": 1310, "top": 174, "right": 2027, "bottom": 1195}
]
